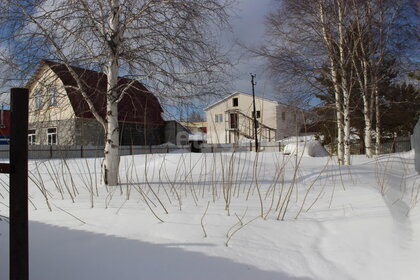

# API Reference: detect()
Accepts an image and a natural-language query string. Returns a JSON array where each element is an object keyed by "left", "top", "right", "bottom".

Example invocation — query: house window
[
  {"left": 230, "top": 113, "right": 238, "bottom": 129},
  {"left": 28, "top": 129, "right": 36, "bottom": 145},
  {"left": 253, "top": 110, "right": 261, "bottom": 118},
  {"left": 47, "top": 128, "right": 57, "bottom": 145},
  {"left": 215, "top": 114, "right": 223, "bottom": 123},
  {"left": 282, "top": 112, "right": 286, "bottom": 121},
  {"left": 34, "top": 89, "right": 42, "bottom": 110},
  {"left": 232, "top": 98, "right": 238, "bottom": 107},
  {"left": 49, "top": 88, "right": 58, "bottom": 106}
]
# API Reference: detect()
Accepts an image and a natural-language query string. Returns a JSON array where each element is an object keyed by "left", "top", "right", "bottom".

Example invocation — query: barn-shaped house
[{"left": 27, "top": 60, "right": 166, "bottom": 146}]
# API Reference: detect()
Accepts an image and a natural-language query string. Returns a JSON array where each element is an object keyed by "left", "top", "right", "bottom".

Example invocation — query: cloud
[{"left": 222, "top": 0, "right": 278, "bottom": 98}]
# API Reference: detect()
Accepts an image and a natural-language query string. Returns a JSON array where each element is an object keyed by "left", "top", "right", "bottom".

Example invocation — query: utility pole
[{"left": 251, "top": 73, "right": 258, "bottom": 152}]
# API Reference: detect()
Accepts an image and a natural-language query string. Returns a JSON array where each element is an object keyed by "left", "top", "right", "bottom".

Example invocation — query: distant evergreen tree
[
  {"left": 380, "top": 83, "right": 419, "bottom": 137},
  {"left": 314, "top": 63, "right": 418, "bottom": 149}
]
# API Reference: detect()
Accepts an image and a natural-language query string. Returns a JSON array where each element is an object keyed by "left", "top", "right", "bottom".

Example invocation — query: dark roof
[{"left": 42, "top": 60, "right": 164, "bottom": 125}]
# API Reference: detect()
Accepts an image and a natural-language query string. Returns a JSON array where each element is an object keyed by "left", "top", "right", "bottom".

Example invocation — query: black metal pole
[
  {"left": 9, "top": 88, "right": 29, "bottom": 280},
  {"left": 251, "top": 74, "right": 258, "bottom": 152}
]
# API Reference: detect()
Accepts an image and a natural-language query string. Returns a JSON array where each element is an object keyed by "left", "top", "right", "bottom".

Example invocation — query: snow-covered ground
[
  {"left": 284, "top": 140, "right": 329, "bottom": 157},
  {"left": 0, "top": 150, "right": 419, "bottom": 280}
]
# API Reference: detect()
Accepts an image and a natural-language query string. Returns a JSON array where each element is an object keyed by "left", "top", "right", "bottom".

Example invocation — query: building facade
[
  {"left": 27, "top": 60, "right": 166, "bottom": 146},
  {"left": 205, "top": 92, "right": 306, "bottom": 144}
]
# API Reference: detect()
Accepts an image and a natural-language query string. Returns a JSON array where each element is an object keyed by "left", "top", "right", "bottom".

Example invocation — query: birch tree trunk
[
  {"left": 362, "top": 61, "right": 373, "bottom": 158},
  {"left": 332, "top": 66, "right": 345, "bottom": 165},
  {"left": 375, "top": 87, "right": 381, "bottom": 155},
  {"left": 337, "top": 0, "right": 351, "bottom": 165},
  {"left": 355, "top": 1, "right": 374, "bottom": 158},
  {"left": 374, "top": 2, "right": 385, "bottom": 156},
  {"left": 319, "top": 1, "right": 344, "bottom": 165},
  {"left": 343, "top": 94, "right": 351, "bottom": 165},
  {"left": 103, "top": 0, "right": 121, "bottom": 186}
]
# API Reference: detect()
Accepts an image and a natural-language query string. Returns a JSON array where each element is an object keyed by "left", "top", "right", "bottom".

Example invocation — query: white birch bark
[
  {"left": 375, "top": 87, "right": 381, "bottom": 155},
  {"left": 343, "top": 94, "right": 351, "bottom": 165},
  {"left": 359, "top": 2, "right": 374, "bottom": 158},
  {"left": 103, "top": 0, "right": 121, "bottom": 186},
  {"left": 374, "top": 2, "right": 385, "bottom": 156},
  {"left": 332, "top": 63, "right": 345, "bottom": 165},
  {"left": 351, "top": 49, "right": 373, "bottom": 159},
  {"left": 361, "top": 60, "right": 373, "bottom": 158},
  {"left": 319, "top": 1, "right": 344, "bottom": 164},
  {"left": 337, "top": 0, "right": 351, "bottom": 165}
]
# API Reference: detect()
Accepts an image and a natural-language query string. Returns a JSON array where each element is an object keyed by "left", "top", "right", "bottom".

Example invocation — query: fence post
[
  {"left": 414, "top": 119, "right": 420, "bottom": 173},
  {"left": 81, "top": 145, "right": 84, "bottom": 158},
  {"left": 391, "top": 134, "right": 397, "bottom": 153},
  {"left": 49, "top": 145, "right": 53, "bottom": 158},
  {"left": 9, "top": 88, "right": 29, "bottom": 280},
  {"left": 130, "top": 145, "right": 133, "bottom": 155}
]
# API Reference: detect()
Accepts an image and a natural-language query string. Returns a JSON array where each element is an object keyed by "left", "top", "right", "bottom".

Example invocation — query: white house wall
[
  {"left": 276, "top": 105, "right": 306, "bottom": 140},
  {"left": 205, "top": 92, "right": 278, "bottom": 144}
]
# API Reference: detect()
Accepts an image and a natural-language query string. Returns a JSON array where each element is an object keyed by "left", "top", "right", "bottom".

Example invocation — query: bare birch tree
[
  {"left": 0, "top": 0, "right": 232, "bottom": 185},
  {"left": 256, "top": 0, "right": 417, "bottom": 163},
  {"left": 318, "top": 1, "right": 345, "bottom": 164},
  {"left": 347, "top": 0, "right": 416, "bottom": 156},
  {"left": 256, "top": 0, "right": 351, "bottom": 164}
]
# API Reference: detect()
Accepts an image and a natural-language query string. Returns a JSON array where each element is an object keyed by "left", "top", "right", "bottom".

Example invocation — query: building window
[
  {"left": 253, "top": 110, "right": 261, "bottom": 118},
  {"left": 34, "top": 89, "right": 42, "bottom": 110},
  {"left": 47, "top": 128, "right": 57, "bottom": 145},
  {"left": 230, "top": 113, "right": 238, "bottom": 129},
  {"left": 28, "top": 129, "right": 36, "bottom": 145},
  {"left": 215, "top": 114, "right": 223, "bottom": 123},
  {"left": 282, "top": 112, "right": 286, "bottom": 121},
  {"left": 232, "top": 98, "right": 238, "bottom": 107},
  {"left": 49, "top": 88, "right": 58, "bottom": 106}
]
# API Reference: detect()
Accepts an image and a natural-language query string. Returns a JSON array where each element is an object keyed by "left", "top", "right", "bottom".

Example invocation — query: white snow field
[{"left": 0, "top": 150, "right": 419, "bottom": 280}]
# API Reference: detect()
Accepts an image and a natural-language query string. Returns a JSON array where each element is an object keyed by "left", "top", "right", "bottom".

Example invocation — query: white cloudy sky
[
  {"left": 225, "top": 0, "right": 277, "bottom": 98},
  {"left": 166, "top": 0, "right": 278, "bottom": 118}
]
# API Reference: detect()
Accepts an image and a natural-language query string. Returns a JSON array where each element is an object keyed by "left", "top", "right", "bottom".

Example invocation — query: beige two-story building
[{"left": 204, "top": 92, "right": 306, "bottom": 144}]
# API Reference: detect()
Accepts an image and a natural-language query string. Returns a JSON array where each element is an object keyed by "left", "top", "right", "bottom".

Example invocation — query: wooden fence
[{"left": 0, "top": 137, "right": 413, "bottom": 160}]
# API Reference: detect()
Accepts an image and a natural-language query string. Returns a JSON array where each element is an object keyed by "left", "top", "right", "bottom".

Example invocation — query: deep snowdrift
[
  {"left": 0, "top": 151, "right": 419, "bottom": 280},
  {"left": 284, "top": 140, "right": 329, "bottom": 157}
]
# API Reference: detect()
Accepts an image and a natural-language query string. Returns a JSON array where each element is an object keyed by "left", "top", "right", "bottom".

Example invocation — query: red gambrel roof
[{"left": 42, "top": 60, "right": 164, "bottom": 125}]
